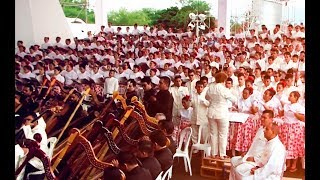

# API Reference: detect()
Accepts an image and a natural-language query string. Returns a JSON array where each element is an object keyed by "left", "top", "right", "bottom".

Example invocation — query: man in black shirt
[
  {"left": 158, "top": 119, "right": 177, "bottom": 154},
  {"left": 141, "top": 77, "right": 157, "bottom": 116},
  {"left": 149, "top": 130, "right": 173, "bottom": 172},
  {"left": 136, "top": 140, "right": 162, "bottom": 179},
  {"left": 151, "top": 76, "right": 174, "bottom": 121},
  {"left": 113, "top": 151, "right": 152, "bottom": 180}
]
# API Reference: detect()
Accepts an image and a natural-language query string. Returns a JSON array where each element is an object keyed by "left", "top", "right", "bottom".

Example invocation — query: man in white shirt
[
  {"left": 258, "top": 75, "right": 275, "bottom": 93},
  {"left": 160, "top": 63, "right": 174, "bottom": 79},
  {"left": 230, "top": 110, "right": 274, "bottom": 179},
  {"left": 279, "top": 52, "right": 293, "bottom": 72},
  {"left": 40, "top": 37, "right": 51, "bottom": 50},
  {"left": 226, "top": 67, "right": 239, "bottom": 87},
  {"left": 169, "top": 75, "right": 189, "bottom": 126},
  {"left": 104, "top": 70, "right": 119, "bottom": 98},
  {"left": 230, "top": 121, "right": 286, "bottom": 180},
  {"left": 18, "top": 66, "right": 36, "bottom": 79},
  {"left": 150, "top": 69, "right": 160, "bottom": 85},
  {"left": 61, "top": 63, "right": 78, "bottom": 86},
  {"left": 233, "top": 73, "right": 246, "bottom": 98},
  {"left": 185, "top": 70, "right": 199, "bottom": 94},
  {"left": 17, "top": 112, "right": 49, "bottom": 177},
  {"left": 104, "top": 22, "right": 114, "bottom": 34}
]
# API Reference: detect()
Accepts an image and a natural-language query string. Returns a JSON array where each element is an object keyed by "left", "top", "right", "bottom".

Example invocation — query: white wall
[
  {"left": 253, "top": 0, "right": 283, "bottom": 30},
  {"left": 15, "top": 0, "right": 74, "bottom": 47}
]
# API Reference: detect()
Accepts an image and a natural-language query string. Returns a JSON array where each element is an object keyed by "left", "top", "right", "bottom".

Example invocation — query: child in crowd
[{"left": 173, "top": 95, "right": 193, "bottom": 144}]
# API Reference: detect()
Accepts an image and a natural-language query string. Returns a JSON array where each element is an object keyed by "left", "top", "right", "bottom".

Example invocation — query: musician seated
[
  {"left": 103, "top": 166, "right": 126, "bottom": 180},
  {"left": 16, "top": 84, "right": 39, "bottom": 116},
  {"left": 15, "top": 112, "right": 48, "bottom": 148},
  {"left": 158, "top": 119, "right": 177, "bottom": 154},
  {"left": 136, "top": 140, "right": 162, "bottom": 179},
  {"left": 149, "top": 130, "right": 173, "bottom": 172},
  {"left": 15, "top": 133, "right": 48, "bottom": 180},
  {"left": 111, "top": 151, "right": 152, "bottom": 180},
  {"left": 46, "top": 90, "right": 87, "bottom": 137}
]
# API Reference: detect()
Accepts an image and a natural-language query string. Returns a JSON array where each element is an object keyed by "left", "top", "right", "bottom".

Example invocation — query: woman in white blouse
[
  {"left": 274, "top": 81, "right": 290, "bottom": 107},
  {"left": 236, "top": 87, "right": 254, "bottom": 114},
  {"left": 206, "top": 72, "right": 237, "bottom": 159},
  {"left": 278, "top": 91, "right": 305, "bottom": 172},
  {"left": 251, "top": 88, "right": 280, "bottom": 116}
]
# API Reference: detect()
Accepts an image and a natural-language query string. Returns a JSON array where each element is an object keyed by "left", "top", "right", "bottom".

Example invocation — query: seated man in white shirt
[
  {"left": 15, "top": 112, "right": 49, "bottom": 179},
  {"left": 230, "top": 118, "right": 286, "bottom": 180}
]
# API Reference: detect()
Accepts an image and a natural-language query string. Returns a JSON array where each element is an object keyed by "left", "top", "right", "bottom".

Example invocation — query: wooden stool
[{"left": 200, "top": 157, "right": 231, "bottom": 179}]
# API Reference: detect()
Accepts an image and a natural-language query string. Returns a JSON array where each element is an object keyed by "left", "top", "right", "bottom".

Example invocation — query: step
[
  {"left": 200, "top": 165, "right": 230, "bottom": 179},
  {"left": 201, "top": 165, "right": 231, "bottom": 173}
]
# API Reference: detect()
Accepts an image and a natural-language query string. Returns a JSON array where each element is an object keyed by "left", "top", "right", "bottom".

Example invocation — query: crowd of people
[{"left": 15, "top": 22, "right": 305, "bottom": 179}]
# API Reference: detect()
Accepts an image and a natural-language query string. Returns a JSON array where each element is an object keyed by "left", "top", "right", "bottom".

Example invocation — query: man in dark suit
[
  {"left": 158, "top": 120, "right": 177, "bottom": 154},
  {"left": 113, "top": 151, "right": 152, "bottom": 180},
  {"left": 149, "top": 130, "right": 173, "bottom": 172},
  {"left": 141, "top": 76, "right": 158, "bottom": 116},
  {"left": 150, "top": 76, "right": 174, "bottom": 121},
  {"left": 136, "top": 140, "right": 162, "bottom": 179}
]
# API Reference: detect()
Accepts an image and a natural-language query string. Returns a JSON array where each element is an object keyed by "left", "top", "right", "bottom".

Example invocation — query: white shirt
[
  {"left": 231, "top": 135, "right": 286, "bottom": 180},
  {"left": 104, "top": 77, "right": 119, "bottom": 95},
  {"left": 179, "top": 107, "right": 193, "bottom": 122},
  {"left": 283, "top": 85, "right": 299, "bottom": 97},
  {"left": 206, "top": 83, "right": 237, "bottom": 119},
  {"left": 191, "top": 91, "right": 210, "bottom": 125},
  {"left": 90, "top": 72, "right": 104, "bottom": 83},
  {"left": 129, "top": 71, "right": 145, "bottom": 79},
  {"left": 61, "top": 70, "right": 78, "bottom": 86},
  {"left": 279, "top": 61, "right": 294, "bottom": 72},
  {"left": 283, "top": 102, "right": 305, "bottom": 124},
  {"left": 22, "top": 117, "right": 48, "bottom": 170},
  {"left": 253, "top": 97, "right": 280, "bottom": 116},
  {"left": 169, "top": 86, "right": 189, "bottom": 111},
  {"left": 160, "top": 70, "right": 174, "bottom": 78},
  {"left": 77, "top": 71, "right": 90, "bottom": 80},
  {"left": 52, "top": 74, "right": 65, "bottom": 84},
  {"left": 150, "top": 76, "right": 160, "bottom": 85},
  {"left": 18, "top": 72, "right": 36, "bottom": 79},
  {"left": 237, "top": 96, "right": 254, "bottom": 114}
]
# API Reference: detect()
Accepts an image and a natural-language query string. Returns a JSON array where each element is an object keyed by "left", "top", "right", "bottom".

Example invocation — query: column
[{"left": 218, "top": 0, "right": 231, "bottom": 38}]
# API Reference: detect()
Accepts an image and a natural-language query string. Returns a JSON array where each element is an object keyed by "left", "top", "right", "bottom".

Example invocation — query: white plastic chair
[
  {"left": 26, "top": 137, "right": 57, "bottom": 179},
  {"left": 161, "top": 165, "right": 172, "bottom": 180},
  {"left": 155, "top": 171, "right": 163, "bottom": 180},
  {"left": 189, "top": 125, "right": 211, "bottom": 163},
  {"left": 173, "top": 127, "right": 192, "bottom": 176}
]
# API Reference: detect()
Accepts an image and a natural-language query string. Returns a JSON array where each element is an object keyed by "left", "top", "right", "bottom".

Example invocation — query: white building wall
[{"left": 15, "top": 0, "right": 74, "bottom": 47}]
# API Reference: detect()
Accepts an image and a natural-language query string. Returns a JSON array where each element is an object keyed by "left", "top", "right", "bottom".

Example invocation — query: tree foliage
[
  {"left": 108, "top": 8, "right": 151, "bottom": 26},
  {"left": 61, "top": 0, "right": 216, "bottom": 30},
  {"left": 60, "top": 0, "right": 95, "bottom": 23}
]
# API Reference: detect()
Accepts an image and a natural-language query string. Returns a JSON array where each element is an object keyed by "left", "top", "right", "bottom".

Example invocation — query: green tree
[
  {"left": 60, "top": 0, "right": 95, "bottom": 23},
  {"left": 141, "top": 8, "right": 161, "bottom": 26},
  {"left": 108, "top": 8, "right": 151, "bottom": 26}
]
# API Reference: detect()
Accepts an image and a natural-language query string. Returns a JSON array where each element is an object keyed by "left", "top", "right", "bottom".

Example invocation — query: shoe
[{"left": 192, "top": 149, "right": 199, "bottom": 154}]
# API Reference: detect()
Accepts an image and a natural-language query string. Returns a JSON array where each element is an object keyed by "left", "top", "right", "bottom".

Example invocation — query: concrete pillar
[
  {"left": 94, "top": 0, "right": 108, "bottom": 31},
  {"left": 218, "top": 0, "right": 231, "bottom": 38}
]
